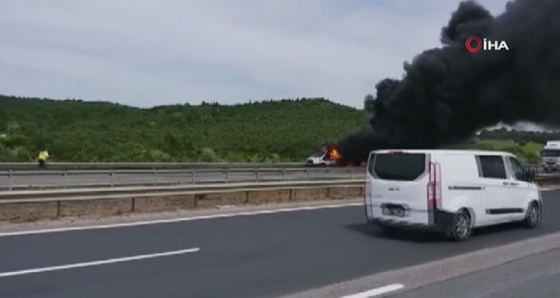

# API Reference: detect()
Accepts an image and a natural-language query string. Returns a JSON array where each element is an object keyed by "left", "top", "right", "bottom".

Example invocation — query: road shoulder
[
  {"left": 0, "top": 198, "right": 362, "bottom": 234},
  {"left": 391, "top": 245, "right": 560, "bottom": 298},
  {"left": 281, "top": 231, "right": 560, "bottom": 298}
]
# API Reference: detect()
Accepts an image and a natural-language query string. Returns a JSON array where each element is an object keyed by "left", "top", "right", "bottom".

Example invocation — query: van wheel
[
  {"left": 524, "top": 202, "right": 542, "bottom": 229},
  {"left": 447, "top": 210, "right": 472, "bottom": 242}
]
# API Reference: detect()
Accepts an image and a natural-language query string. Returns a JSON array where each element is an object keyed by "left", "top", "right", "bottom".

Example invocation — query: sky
[{"left": 0, "top": 0, "right": 512, "bottom": 109}]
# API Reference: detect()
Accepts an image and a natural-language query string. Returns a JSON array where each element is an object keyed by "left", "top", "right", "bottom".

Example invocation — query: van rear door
[{"left": 368, "top": 151, "right": 431, "bottom": 225}]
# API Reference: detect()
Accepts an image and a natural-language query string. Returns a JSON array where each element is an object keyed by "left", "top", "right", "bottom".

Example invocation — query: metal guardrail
[
  {"left": 0, "top": 161, "right": 544, "bottom": 171},
  {"left": 2, "top": 173, "right": 560, "bottom": 204},
  {"left": 0, "top": 167, "right": 366, "bottom": 191},
  {"left": 0, "top": 179, "right": 365, "bottom": 203},
  {"left": 0, "top": 164, "right": 556, "bottom": 192},
  {"left": 0, "top": 162, "right": 309, "bottom": 171}
]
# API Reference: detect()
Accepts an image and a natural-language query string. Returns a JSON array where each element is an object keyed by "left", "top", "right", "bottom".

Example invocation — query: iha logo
[{"left": 465, "top": 35, "right": 509, "bottom": 53}]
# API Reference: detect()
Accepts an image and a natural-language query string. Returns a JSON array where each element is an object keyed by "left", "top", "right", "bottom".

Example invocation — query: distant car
[{"left": 364, "top": 149, "right": 542, "bottom": 241}]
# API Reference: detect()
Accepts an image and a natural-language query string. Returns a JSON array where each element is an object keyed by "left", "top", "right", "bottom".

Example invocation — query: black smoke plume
[{"left": 336, "top": 0, "right": 560, "bottom": 163}]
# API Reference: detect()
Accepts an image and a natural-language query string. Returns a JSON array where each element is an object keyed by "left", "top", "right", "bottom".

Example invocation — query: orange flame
[{"left": 328, "top": 148, "right": 341, "bottom": 160}]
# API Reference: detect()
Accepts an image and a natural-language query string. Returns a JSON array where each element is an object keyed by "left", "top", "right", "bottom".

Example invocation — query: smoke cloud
[{"left": 336, "top": 0, "right": 560, "bottom": 163}]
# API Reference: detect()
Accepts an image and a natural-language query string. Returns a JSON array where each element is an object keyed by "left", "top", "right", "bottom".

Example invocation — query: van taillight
[{"left": 427, "top": 162, "right": 442, "bottom": 208}]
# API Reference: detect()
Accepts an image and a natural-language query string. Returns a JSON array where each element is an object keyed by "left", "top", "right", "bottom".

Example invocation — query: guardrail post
[
  {"left": 225, "top": 169, "right": 229, "bottom": 183},
  {"left": 256, "top": 168, "right": 260, "bottom": 182},
  {"left": 8, "top": 170, "right": 12, "bottom": 191},
  {"left": 62, "top": 170, "right": 67, "bottom": 189},
  {"left": 306, "top": 170, "right": 310, "bottom": 180},
  {"left": 152, "top": 169, "right": 157, "bottom": 186},
  {"left": 191, "top": 171, "right": 195, "bottom": 184},
  {"left": 110, "top": 171, "right": 114, "bottom": 188},
  {"left": 282, "top": 169, "right": 286, "bottom": 181}
]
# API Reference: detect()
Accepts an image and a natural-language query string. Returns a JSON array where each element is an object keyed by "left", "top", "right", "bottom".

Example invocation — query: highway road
[
  {"left": 0, "top": 190, "right": 559, "bottom": 298},
  {"left": 390, "top": 246, "right": 560, "bottom": 298},
  {"left": 0, "top": 168, "right": 361, "bottom": 190}
]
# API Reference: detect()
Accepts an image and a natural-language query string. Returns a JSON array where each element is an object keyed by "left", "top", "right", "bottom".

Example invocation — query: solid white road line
[
  {"left": 0, "top": 203, "right": 362, "bottom": 237},
  {"left": 340, "top": 284, "right": 405, "bottom": 298},
  {"left": 0, "top": 247, "right": 200, "bottom": 278}
]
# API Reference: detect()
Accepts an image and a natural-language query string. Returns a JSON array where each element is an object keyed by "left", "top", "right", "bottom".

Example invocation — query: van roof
[{"left": 370, "top": 149, "right": 514, "bottom": 157}]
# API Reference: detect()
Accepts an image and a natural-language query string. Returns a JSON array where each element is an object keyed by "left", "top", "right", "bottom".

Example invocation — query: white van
[{"left": 364, "top": 149, "right": 543, "bottom": 241}]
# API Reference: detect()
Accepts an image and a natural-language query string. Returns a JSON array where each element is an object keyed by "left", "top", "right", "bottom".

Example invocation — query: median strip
[
  {"left": 0, "top": 174, "right": 559, "bottom": 224},
  {"left": 0, "top": 180, "right": 364, "bottom": 223},
  {"left": 0, "top": 202, "right": 362, "bottom": 237}
]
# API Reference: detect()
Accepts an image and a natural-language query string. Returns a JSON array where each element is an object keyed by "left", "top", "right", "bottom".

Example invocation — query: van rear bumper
[{"left": 366, "top": 209, "right": 455, "bottom": 233}]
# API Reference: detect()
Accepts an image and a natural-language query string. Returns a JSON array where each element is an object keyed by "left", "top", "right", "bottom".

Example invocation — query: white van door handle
[
  {"left": 510, "top": 182, "right": 519, "bottom": 186},
  {"left": 503, "top": 182, "right": 510, "bottom": 186}
]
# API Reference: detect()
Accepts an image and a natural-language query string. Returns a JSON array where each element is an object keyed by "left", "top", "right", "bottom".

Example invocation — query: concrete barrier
[
  {"left": 0, "top": 180, "right": 364, "bottom": 223},
  {"left": 534, "top": 175, "right": 560, "bottom": 187}
]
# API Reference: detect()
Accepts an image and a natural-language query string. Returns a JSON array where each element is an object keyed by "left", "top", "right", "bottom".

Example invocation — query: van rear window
[{"left": 371, "top": 153, "right": 427, "bottom": 181}]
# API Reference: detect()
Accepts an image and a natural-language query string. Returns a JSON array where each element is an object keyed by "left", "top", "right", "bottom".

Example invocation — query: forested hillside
[
  {"left": 0, "top": 95, "right": 555, "bottom": 163},
  {"left": 0, "top": 95, "right": 366, "bottom": 162}
]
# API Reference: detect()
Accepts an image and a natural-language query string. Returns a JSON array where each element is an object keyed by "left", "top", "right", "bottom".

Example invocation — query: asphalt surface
[
  {"left": 0, "top": 190, "right": 559, "bottom": 298},
  {"left": 0, "top": 168, "right": 360, "bottom": 190},
  {"left": 392, "top": 246, "right": 560, "bottom": 298}
]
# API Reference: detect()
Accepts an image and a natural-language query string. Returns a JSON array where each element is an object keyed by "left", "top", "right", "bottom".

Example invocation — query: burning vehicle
[
  {"left": 305, "top": 144, "right": 365, "bottom": 167},
  {"left": 305, "top": 145, "right": 341, "bottom": 166}
]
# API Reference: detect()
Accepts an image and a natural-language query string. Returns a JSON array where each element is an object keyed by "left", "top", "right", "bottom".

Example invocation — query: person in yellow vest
[{"left": 38, "top": 150, "right": 49, "bottom": 168}]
